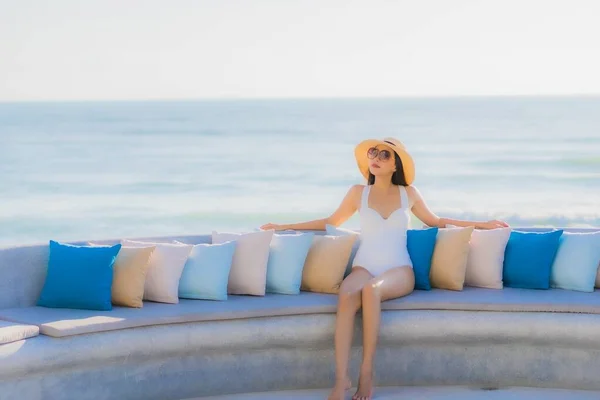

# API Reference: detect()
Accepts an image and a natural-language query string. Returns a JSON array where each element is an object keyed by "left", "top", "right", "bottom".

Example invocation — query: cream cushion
[
  {"left": 212, "top": 230, "right": 274, "bottom": 296},
  {"left": 0, "top": 321, "right": 39, "bottom": 344},
  {"left": 121, "top": 240, "right": 193, "bottom": 304},
  {"left": 447, "top": 226, "right": 511, "bottom": 289},
  {"left": 429, "top": 226, "right": 474, "bottom": 291},
  {"left": 89, "top": 244, "right": 155, "bottom": 308},
  {"left": 300, "top": 235, "right": 357, "bottom": 294},
  {"left": 111, "top": 246, "right": 155, "bottom": 307}
]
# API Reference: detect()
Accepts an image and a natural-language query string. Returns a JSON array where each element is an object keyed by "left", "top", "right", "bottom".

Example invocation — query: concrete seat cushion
[
  {"left": 0, "top": 292, "right": 339, "bottom": 337},
  {"left": 2, "top": 288, "right": 600, "bottom": 338},
  {"left": 0, "top": 320, "right": 39, "bottom": 345},
  {"left": 386, "top": 286, "right": 600, "bottom": 313}
]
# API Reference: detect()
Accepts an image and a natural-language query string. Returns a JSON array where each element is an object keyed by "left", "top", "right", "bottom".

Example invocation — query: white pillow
[
  {"left": 121, "top": 239, "right": 193, "bottom": 304},
  {"left": 447, "top": 225, "right": 511, "bottom": 289},
  {"left": 212, "top": 230, "right": 274, "bottom": 295}
]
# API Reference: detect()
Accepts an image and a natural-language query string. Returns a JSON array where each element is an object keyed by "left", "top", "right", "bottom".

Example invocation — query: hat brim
[{"left": 354, "top": 139, "right": 415, "bottom": 185}]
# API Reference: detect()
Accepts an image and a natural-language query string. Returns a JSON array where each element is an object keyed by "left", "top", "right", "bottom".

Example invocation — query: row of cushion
[
  {"left": 35, "top": 226, "right": 600, "bottom": 312},
  {"left": 36, "top": 231, "right": 358, "bottom": 310},
  {"left": 328, "top": 225, "right": 600, "bottom": 293}
]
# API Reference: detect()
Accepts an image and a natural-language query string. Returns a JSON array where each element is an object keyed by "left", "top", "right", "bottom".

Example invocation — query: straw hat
[{"left": 354, "top": 137, "right": 415, "bottom": 184}]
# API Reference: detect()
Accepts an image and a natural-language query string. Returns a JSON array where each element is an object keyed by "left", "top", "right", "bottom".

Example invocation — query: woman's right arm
[{"left": 260, "top": 185, "right": 363, "bottom": 231}]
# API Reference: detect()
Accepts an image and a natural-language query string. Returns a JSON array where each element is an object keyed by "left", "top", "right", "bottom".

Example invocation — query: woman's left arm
[{"left": 406, "top": 186, "right": 509, "bottom": 230}]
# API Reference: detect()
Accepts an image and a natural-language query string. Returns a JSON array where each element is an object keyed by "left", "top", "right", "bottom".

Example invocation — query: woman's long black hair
[{"left": 368, "top": 152, "right": 408, "bottom": 186}]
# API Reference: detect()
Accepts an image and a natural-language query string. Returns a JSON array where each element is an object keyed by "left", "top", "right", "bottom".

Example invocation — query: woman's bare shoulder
[
  {"left": 404, "top": 185, "right": 423, "bottom": 206},
  {"left": 347, "top": 184, "right": 366, "bottom": 198},
  {"left": 342, "top": 184, "right": 365, "bottom": 207},
  {"left": 405, "top": 184, "right": 421, "bottom": 195}
]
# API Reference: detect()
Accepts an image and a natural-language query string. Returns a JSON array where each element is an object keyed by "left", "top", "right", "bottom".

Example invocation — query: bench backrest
[{"left": 0, "top": 227, "right": 597, "bottom": 309}]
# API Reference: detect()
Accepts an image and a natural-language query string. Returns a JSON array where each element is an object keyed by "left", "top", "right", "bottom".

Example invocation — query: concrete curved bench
[
  {"left": 3, "top": 308, "right": 600, "bottom": 399},
  {"left": 1, "top": 227, "right": 600, "bottom": 400}
]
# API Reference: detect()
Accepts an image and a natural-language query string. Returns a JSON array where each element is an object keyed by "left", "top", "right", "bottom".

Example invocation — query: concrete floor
[{"left": 194, "top": 386, "right": 600, "bottom": 399}]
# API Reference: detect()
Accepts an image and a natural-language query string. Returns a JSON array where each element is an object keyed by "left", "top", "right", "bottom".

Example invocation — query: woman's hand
[
  {"left": 259, "top": 223, "right": 287, "bottom": 231},
  {"left": 478, "top": 219, "right": 510, "bottom": 229}
]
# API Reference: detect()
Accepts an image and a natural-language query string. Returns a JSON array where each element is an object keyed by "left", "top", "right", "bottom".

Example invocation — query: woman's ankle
[
  {"left": 359, "top": 362, "right": 373, "bottom": 376},
  {"left": 334, "top": 375, "right": 351, "bottom": 385}
]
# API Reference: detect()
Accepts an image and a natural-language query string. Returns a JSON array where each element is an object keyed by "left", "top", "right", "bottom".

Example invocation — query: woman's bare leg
[
  {"left": 353, "top": 265, "right": 415, "bottom": 400},
  {"left": 327, "top": 267, "right": 373, "bottom": 400}
]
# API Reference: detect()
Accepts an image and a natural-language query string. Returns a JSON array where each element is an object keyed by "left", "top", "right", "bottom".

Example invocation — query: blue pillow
[
  {"left": 38, "top": 240, "right": 121, "bottom": 310},
  {"left": 503, "top": 230, "right": 563, "bottom": 289},
  {"left": 178, "top": 241, "right": 236, "bottom": 301},
  {"left": 325, "top": 225, "right": 360, "bottom": 277},
  {"left": 550, "top": 231, "right": 600, "bottom": 292},
  {"left": 266, "top": 232, "right": 315, "bottom": 294},
  {"left": 407, "top": 227, "right": 439, "bottom": 290}
]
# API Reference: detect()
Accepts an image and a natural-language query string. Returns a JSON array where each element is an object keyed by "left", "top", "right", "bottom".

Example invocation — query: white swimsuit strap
[
  {"left": 399, "top": 185, "right": 409, "bottom": 209},
  {"left": 361, "top": 185, "right": 370, "bottom": 210}
]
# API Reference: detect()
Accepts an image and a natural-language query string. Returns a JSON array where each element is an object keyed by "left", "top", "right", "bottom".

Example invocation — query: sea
[{"left": 1, "top": 96, "right": 599, "bottom": 247}]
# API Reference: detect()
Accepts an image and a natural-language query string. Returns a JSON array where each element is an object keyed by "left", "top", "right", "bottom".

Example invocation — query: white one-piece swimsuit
[{"left": 352, "top": 184, "right": 413, "bottom": 276}]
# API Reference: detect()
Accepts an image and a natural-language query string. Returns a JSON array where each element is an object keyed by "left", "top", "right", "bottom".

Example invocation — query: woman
[{"left": 260, "top": 137, "right": 509, "bottom": 400}]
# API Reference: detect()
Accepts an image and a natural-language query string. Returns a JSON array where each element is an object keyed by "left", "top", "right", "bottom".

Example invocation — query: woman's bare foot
[
  {"left": 327, "top": 377, "right": 351, "bottom": 400},
  {"left": 352, "top": 368, "right": 373, "bottom": 400}
]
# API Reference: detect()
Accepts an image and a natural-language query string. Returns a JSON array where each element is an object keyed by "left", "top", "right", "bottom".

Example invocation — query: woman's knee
[
  {"left": 361, "top": 280, "right": 381, "bottom": 302},
  {"left": 337, "top": 289, "right": 362, "bottom": 311}
]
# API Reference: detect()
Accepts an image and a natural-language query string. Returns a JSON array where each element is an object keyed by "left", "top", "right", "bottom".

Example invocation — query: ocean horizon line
[{"left": 2, "top": 92, "right": 600, "bottom": 105}]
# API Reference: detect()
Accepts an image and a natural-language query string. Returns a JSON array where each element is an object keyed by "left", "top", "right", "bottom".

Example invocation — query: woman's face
[{"left": 367, "top": 144, "right": 396, "bottom": 177}]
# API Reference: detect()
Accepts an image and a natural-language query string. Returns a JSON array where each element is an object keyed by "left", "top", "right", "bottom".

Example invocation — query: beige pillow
[
  {"left": 88, "top": 243, "right": 156, "bottom": 308},
  {"left": 446, "top": 225, "right": 511, "bottom": 289},
  {"left": 465, "top": 227, "right": 511, "bottom": 289},
  {"left": 212, "top": 230, "right": 274, "bottom": 296},
  {"left": 429, "top": 226, "right": 474, "bottom": 291},
  {"left": 111, "top": 246, "right": 155, "bottom": 307},
  {"left": 301, "top": 235, "right": 357, "bottom": 294},
  {"left": 121, "top": 240, "right": 193, "bottom": 304}
]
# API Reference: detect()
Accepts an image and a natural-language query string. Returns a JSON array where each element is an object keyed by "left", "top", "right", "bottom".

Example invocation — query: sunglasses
[{"left": 367, "top": 147, "right": 392, "bottom": 161}]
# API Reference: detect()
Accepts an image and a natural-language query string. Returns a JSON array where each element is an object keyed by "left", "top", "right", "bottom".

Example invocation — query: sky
[{"left": 1, "top": 0, "right": 599, "bottom": 101}]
